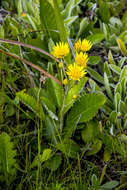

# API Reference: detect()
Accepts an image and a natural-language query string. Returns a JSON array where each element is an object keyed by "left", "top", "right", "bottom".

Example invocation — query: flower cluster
[{"left": 52, "top": 39, "right": 92, "bottom": 82}]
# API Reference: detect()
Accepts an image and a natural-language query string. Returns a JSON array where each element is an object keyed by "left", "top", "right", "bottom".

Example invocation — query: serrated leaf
[
  {"left": 15, "top": 90, "right": 45, "bottom": 120},
  {"left": 0, "top": 133, "right": 17, "bottom": 175},
  {"left": 64, "top": 93, "right": 106, "bottom": 138}
]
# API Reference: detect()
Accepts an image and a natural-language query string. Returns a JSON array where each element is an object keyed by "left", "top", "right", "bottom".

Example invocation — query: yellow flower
[
  {"left": 73, "top": 94, "right": 78, "bottom": 99},
  {"left": 63, "top": 78, "right": 68, "bottom": 85},
  {"left": 58, "top": 62, "right": 63, "bottom": 68},
  {"left": 81, "top": 39, "right": 92, "bottom": 52},
  {"left": 66, "top": 64, "right": 86, "bottom": 81},
  {"left": 52, "top": 42, "right": 70, "bottom": 59},
  {"left": 74, "top": 39, "right": 81, "bottom": 51},
  {"left": 21, "top": 12, "right": 27, "bottom": 17},
  {"left": 75, "top": 52, "right": 88, "bottom": 68}
]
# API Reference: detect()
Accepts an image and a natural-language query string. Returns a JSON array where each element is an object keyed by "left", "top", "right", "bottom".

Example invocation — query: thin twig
[
  {"left": 0, "top": 49, "right": 62, "bottom": 86},
  {"left": 0, "top": 38, "right": 59, "bottom": 62}
]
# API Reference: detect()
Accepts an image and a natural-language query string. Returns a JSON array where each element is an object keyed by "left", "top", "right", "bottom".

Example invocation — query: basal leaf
[{"left": 64, "top": 92, "right": 106, "bottom": 138}]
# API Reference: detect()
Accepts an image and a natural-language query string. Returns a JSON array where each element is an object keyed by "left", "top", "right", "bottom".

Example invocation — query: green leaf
[
  {"left": 118, "top": 57, "right": 127, "bottom": 68},
  {"left": 98, "top": 0, "right": 110, "bottom": 23},
  {"left": 108, "top": 50, "right": 115, "bottom": 65},
  {"left": 31, "top": 149, "right": 52, "bottom": 168},
  {"left": 0, "top": 133, "right": 17, "bottom": 176},
  {"left": 64, "top": 16, "right": 78, "bottom": 26},
  {"left": 100, "top": 181, "right": 119, "bottom": 190},
  {"left": 114, "top": 92, "right": 121, "bottom": 112},
  {"left": 103, "top": 23, "right": 109, "bottom": 40},
  {"left": 120, "top": 66, "right": 127, "bottom": 81},
  {"left": 91, "top": 174, "right": 100, "bottom": 190},
  {"left": 120, "top": 77, "right": 127, "bottom": 97},
  {"left": 89, "top": 79, "right": 101, "bottom": 92},
  {"left": 15, "top": 90, "right": 45, "bottom": 120},
  {"left": 53, "top": 0, "right": 67, "bottom": 41},
  {"left": 40, "top": 0, "right": 58, "bottom": 41},
  {"left": 87, "top": 33, "right": 105, "bottom": 44},
  {"left": 119, "top": 31, "right": 127, "bottom": 43},
  {"left": 119, "top": 100, "right": 127, "bottom": 115},
  {"left": 86, "top": 140, "right": 102, "bottom": 156},
  {"left": 88, "top": 56, "right": 101, "bottom": 65},
  {"left": 121, "top": 10, "right": 127, "bottom": 25},
  {"left": 45, "top": 116, "right": 59, "bottom": 144},
  {"left": 63, "top": 77, "right": 88, "bottom": 114},
  {"left": 44, "top": 155, "right": 62, "bottom": 171},
  {"left": 109, "top": 64, "right": 121, "bottom": 75},
  {"left": 87, "top": 66, "right": 104, "bottom": 84},
  {"left": 115, "top": 82, "right": 122, "bottom": 95},
  {"left": 62, "top": 0, "right": 75, "bottom": 18},
  {"left": 56, "top": 139, "right": 80, "bottom": 158},
  {"left": 104, "top": 62, "right": 111, "bottom": 77},
  {"left": 117, "top": 38, "right": 127, "bottom": 56},
  {"left": 104, "top": 72, "right": 113, "bottom": 100},
  {"left": 77, "top": 17, "right": 89, "bottom": 37},
  {"left": 47, "top": 79, "right": 63, "bottom": 108},
  {"left": 81, "top": 120, "right": 100, "bottom": 143},
  {"left": 64, "top": 92, "right": 106, "bottom": 138},
  {"left": 40, "top": 149, "right": 52, "bottom": 162},
  {"left": 5, "top": 104, "right": 15, "bottom": 117}
]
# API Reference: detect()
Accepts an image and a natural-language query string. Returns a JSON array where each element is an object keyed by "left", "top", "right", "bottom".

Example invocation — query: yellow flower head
[
  {"left": 74, "top": 39, "right": 81, "bottom": 51},
  {"left": 81, "top": 39, "right": 92, "bottom": 52},
  {"left": 75, "top": 52, "right": 88, "bottom": 68},
  {"left": 21, "top": 12, "right": 27, "bottom": 17},
  {"left": 73, "top": 94, "right": 78, "bottom": 99},
  {"left": 66, "top": 64, "right": 86, "bottom": 81},
  {"left": 52, "top": 42, "right": 70, "bottom": 59},
  {"left": 63, "top": 78, "right": 68, "bottom": 85}
]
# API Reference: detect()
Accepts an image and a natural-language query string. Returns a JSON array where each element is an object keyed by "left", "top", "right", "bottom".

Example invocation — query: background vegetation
[{"left": 0, "top": 0, "right": 127, "bottom": 189}]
